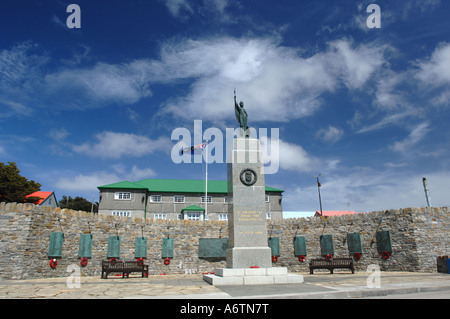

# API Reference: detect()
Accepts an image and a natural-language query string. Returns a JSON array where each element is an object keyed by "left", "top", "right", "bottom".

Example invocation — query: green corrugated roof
[
  {"left": 181, "top": 205, "right": 205, "bottom": 212},
  {"left": 98, "top": 179, "right": 283, "bottom": 193},
  {"left": 97, "top": 181, "right": 148, "bottom": 190}
]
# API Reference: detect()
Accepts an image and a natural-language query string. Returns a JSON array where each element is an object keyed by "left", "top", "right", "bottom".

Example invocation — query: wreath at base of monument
[
  {"left": 382, "top": 251, "right": 390, "bottom": 259},
  {"left": 80, "top": 257, "right": 88, "bottom": 266},
  {"left": 49, "top": 258, "right": 57, "bottom": 269},
  {"left": 353, "top": 252, "right": 361, "bottom": 261}
]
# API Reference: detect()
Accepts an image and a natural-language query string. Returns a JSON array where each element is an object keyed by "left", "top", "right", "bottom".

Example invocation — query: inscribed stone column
[{"left": 226, "top": 137, "right": 272, "bottom": 268}]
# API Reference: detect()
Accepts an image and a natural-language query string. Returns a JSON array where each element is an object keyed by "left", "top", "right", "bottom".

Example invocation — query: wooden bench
[
  {"left": 309, "top": 257, "right": 354, "bottom": 274},
  {"left": 101, "top": 260, "right": 149, "bottom": 279}
]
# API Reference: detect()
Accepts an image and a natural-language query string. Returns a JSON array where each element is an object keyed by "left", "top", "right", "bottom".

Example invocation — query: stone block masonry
[{"left": 0, "top": 202, "right": 449, "bottom": 280}]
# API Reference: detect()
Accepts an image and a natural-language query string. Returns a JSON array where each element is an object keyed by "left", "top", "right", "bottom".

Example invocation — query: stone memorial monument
[{"left": 203, "top": 90, "right": 303, "bottom": 285}]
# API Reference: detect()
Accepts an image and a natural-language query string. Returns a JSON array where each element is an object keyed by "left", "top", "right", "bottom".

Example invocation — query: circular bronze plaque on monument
[{"left": 240, "top": 168, "right": 257, "bottom": 186}]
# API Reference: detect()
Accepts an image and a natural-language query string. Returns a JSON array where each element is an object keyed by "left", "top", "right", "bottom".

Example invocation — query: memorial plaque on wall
[
  {"left": 107, "top": 236, "right": 121, "bottom": 259},
  {"left": 268, "top": 237, "right": 280, "bottom": 257},
  {"left": 162, "top": 237, "right": 174, "bottom": 258},
  {"left": 347, "top": 233, "right": 362, "bottom": 254},
  {"left": 78, "top": 233, "right": 92, "bottom": 258},
  {"left": 198, "top": 238, "right": 228, "bottom": 258},
  {"left": 320, "top": 234, "right": 334, "bottom": 256},
  {"left": 48, "top": 232, "right": 64, "bottom": 257},
  {"left": 135, "top": 237, "right": 147, "bottom": 259},
  {"left": 294, "top": 236, "right": 307, "bottom": 256},
  {"left": 376, "top": 230, "right": 392, "bottom": 253}
]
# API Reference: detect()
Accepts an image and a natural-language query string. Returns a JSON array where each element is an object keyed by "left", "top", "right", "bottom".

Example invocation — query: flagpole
[{"left": 205, "top": 140, "right": 208, "bottom": 220}]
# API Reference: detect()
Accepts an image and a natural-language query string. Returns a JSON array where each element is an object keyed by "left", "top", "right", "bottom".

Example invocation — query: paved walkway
[{"left": 1, "top": 271, "right": 449, "bottom": 299}]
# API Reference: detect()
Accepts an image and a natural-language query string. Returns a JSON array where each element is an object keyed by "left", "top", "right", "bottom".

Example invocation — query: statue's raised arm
[
  {"left": 234, "top": 89, "right": 240, "bottom": 122},
  {"left": 233, "top": 89, "right": 249, "bottom": 137}
]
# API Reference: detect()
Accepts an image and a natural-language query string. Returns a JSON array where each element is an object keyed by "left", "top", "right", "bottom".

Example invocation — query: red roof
[
  {"left": 25, "top": 191, "right": 53, "bottom": 205},
  {"left": 315, "top": 211, "right": 361, "bottom": 217}
]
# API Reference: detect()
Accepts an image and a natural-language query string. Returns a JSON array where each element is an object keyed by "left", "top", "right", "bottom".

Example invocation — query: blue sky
[{"left": 1, "top": 0, "right": 450, "bottom": 212}]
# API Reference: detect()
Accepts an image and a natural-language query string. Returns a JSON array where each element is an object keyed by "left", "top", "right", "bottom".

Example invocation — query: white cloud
[
  {"left": 316, "top": 125, "right": 344, "bottom": 143},
  {"left": 283, "top": 168, "right": 450, "bottom": 212},
  {"left": 163, "top": 0, "right": 231, "bottom": 21},
  {"left": 324, "top": 39, "right": 386, "bottom": 90},
  {"left": 164, "top": 0, "right": 194, "bottom": 17},
  {"left": 45, "top": 62, "right": 152, "bottom": 106},
  {"left": 416, "top": 42, "right": 450, "bottom": 88},
  {"left": 402, "top": 0, "right": 442, "bottom": 19},
  {"left": 0, "top": 42, "right": 48, "bottom": 84},
  {"left": 357, "top": 110, "right": 417, "bottom": 134},
  {"left": 374, "top": 70, "right": 408, "bottom": 111},
  {"left": 72, "top": 131, "right": 171, "bottom": 159},
  {"left": 390, "top": 122, "right": 431, "bottom": 153},
  {"left": 0, "top": 99, "right": 33, "bottom": 119},
  {"left": 51, "top": 15, "right": 66, "bottom": 28},
  {"left": 55, "top": 171, "right": 120, "bottom": 192},
  {"left": 54, "top": 165, "right": 156, "bottom": 192},
  {"left": 47, "top": 128, "right": 70, "bottom": 141},
  {"left": 431, "top": 89, "right": 450, "bottom": 107},
  {"left": 0, "top": 37, "right": 388, "bottom": 118},
  {"left": 155, "top": 37, "right": 387, "bottom": 123},
  {"left": 277, "top": 139, "right": 317, "bottom": 173},
  {"left": 259, "top": 136, "right": 318, "bottom": 174}
]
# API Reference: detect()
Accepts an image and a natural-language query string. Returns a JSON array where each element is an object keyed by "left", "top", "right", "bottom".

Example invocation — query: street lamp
[{"left": 314, "top": 173, "right": 323, "bottom": 216}]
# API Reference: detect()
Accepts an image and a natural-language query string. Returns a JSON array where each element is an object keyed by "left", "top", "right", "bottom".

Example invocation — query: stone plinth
[
  {"left": 203, "top": 137, "right": 304, "bottom": 286},
  {"left": 226, "top": 137, "right": 272, "bottom": 269},
  {"left": 203, "top": 267, "right": 304, "bottom": 286}
]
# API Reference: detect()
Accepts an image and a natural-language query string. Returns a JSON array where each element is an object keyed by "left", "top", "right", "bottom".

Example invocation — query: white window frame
[
  {"left": 265, "top": 195, "right": 269, "bottom": 202},
  {"left": 150, "top": 195, "right": 162, "bottom": 203},
  {"left": 186, "top": 212, "right": 201, "bottom": 220},
  {"left": 219, "top": 214, "right": 228, "bottom": 221},
  {"left": 112, "top": 211, "right": 132, "bottom": 217},
  {"left": 174, "top": 195, "right": 185, "bottom": 203},
  {"left": 201, "top": 196, "right": 212, "bottom": 203},
  {"left": 266, "top": 212, "right": 271, "bottom": 220},
  {"left": 154, "top": 213, "right": 167, "bottom": 220},
  {"left": 114, "top": 192, "right": 131, "bottom": 200},
  {"left": 224, "top": 196, "right": 229, "bottom": 203}
]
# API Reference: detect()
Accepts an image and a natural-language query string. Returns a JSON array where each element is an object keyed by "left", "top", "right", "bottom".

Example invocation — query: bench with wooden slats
[
  {"left": 101, "top": 260, "right": 149, "bottom": 279},
  {"left": 309, "top": 257, "right": 354, "bottom": 274}
]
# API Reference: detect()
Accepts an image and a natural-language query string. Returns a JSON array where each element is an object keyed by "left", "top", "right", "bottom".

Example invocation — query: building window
[
  {"left": 186, "top": 212, "right": 201, "bottom": 220},
  {"left": 219, "top": 214, "right": 228, "bottom": 221},
  {"left": 150, "top": 195, "right": 162, "bottom": 202},
  {"left": 115, "top": 192, "right": 131, "bottom": 200},
  {"left": 224, "top": 196, "right": 229, "bottom": 203},
  {"left": 174, "top": 195, "right": 185, "bottom": 203},
  {"left": 112, "top": 211, "right": 131, "bottom": 217},
  {"left": 266, "top": 212, "right": 271, "bottom": 220},
  {"left": 154, "top": 213, "right": 167, "bottom": 220},
  {"left": 201, "top": 196, "right": 212, "bottom": 203},
  {"left": 265, "top": 195, "right": 269, "bottom": 202}
]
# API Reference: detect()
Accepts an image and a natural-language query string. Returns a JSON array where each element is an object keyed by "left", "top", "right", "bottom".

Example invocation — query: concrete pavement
[{"left": 1, "top": 271, "right": 449, "bottom": 299}]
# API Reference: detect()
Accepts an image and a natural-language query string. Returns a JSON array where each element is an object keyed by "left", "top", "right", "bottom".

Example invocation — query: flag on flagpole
[{"left": 180, "top": 142, "right": 206, "bottom": 155}]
